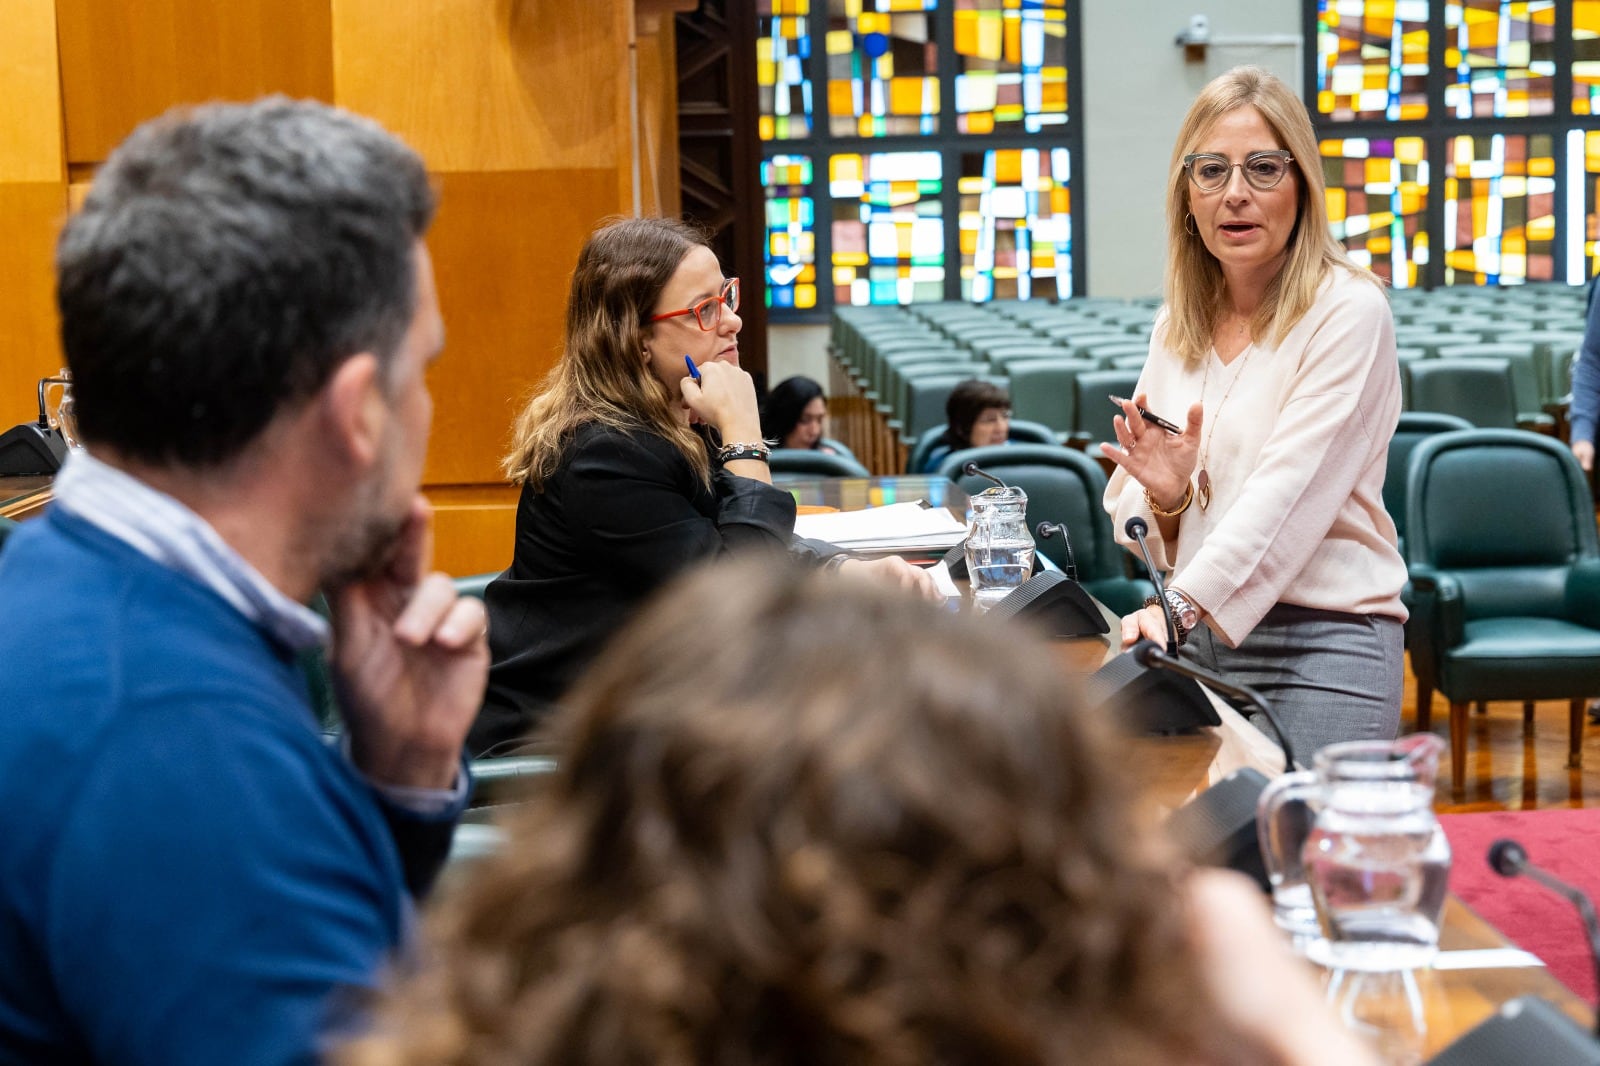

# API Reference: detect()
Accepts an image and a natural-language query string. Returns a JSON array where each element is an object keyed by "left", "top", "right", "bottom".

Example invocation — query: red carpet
[{"left": 1439, "top": 808, "right": 1600, "bottom": 1004}]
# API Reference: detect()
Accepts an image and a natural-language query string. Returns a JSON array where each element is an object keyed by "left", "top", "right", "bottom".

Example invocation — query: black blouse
[{"left": 472, "top": 422, "right": 817, "bottom": 754}]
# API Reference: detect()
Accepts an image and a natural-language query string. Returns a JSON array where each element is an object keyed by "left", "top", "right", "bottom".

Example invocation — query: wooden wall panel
[
  {"left": 0, "top": 184, "right": 69, "bottom": 428},
  {"left": 330, "top": 0, "right": 631, "bottom": 175},
  {"left": 635, "top": 12, "right": 683, "bottom": 216},
  {"left": 0, "top": 0, "right": 64, "bottom": 183},
  {"left": 422, "top": 167, "right": 621, "bottom": 486},
  {"left": 55, "top": 0, "right": 334, "bottom": 165},
  {"left": 424, "top": 484, "right": 520, "bottom": 578}
]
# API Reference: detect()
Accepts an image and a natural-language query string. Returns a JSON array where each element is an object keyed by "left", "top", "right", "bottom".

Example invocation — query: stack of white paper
[{"left": 793, "top": 501, "right": 967, "bottom": 554}]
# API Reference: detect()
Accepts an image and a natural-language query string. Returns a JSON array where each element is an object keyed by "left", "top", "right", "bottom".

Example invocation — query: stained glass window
[
  {"left": 958, "top": 147, "right": 1072, "bottom": 300},
  {"left": 1321, "top": 136, "right": 1429, "bottom": 288},
  {"left": 952, "top": 0, "right": 1069, "bottom": 135},
  {"left": 758, "top": 0, "right": 813, "bottom": 140},
  {"left": 1577, "top": 1, "right": 1600, "bottom": 115},
  {"left": 1566, "top": 129, "right": 1600, "bottom": 281},
  {"left": 1442, "top": 133, "right": 1556, "bottom": 284},
  {"left": 763, "top": 156, "right": 818, "bottom": 310},
  {"left": 825, "top": 0, "right": 940, "bottom": 138},
  {"left": 830, "top": 151, "right": 944, "bottom": 305},
  {"left": 1316, "top": 0, "right": 1430, "bottom": 121},
  {"left": 1443, "top": 0, "right": 1555, "bottom": 118},
  {"left": 758, "top": 3, "right": 1081, "bottom": 319}
]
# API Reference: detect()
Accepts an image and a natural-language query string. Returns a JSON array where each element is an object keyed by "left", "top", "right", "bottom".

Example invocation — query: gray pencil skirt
[{"left": 1184, "top": 603, "right": 1404, "bottom": 766}]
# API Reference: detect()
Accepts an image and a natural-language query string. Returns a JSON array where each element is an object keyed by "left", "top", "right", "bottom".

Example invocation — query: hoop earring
[{"left": 1184, "top": 213, "right": 1198, "bottom": 236}]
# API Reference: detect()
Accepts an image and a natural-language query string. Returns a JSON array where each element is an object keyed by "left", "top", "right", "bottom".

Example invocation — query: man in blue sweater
[{"left": 0, "top": 100, "right": 488, "bottom": 1063}]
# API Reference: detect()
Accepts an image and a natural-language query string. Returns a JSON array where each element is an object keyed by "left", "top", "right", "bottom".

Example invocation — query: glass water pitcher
[
  {"left": 1257, "top": 734, "right": 1451, "bottom": 972},
  {"left": 964, "top": 485, "right": 1034, "bottom": 611}
]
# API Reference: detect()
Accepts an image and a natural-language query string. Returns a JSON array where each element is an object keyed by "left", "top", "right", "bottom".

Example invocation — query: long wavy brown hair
[
  {"left": 502, "top": 215, "right": 712, "bottom": 488},
  {"left": 1162, "top": 66, "right": 1378, "bottom": 363},
  {"left": 343, "top": 562, "right": 1263, "bottom": 1066}
]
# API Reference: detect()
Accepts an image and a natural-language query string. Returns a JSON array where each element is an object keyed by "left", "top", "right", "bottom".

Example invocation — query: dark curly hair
[
  {"left": 343, "top": 562, "right": 1254, "bottom": 1066},
  {"left": 941, "top": 378, "right": 1011, "bottom": 451}
]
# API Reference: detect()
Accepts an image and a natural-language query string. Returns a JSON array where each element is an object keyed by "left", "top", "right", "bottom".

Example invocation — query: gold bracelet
[{"left": 1145, "top": 482, "right": 1194, "bottom": 518}]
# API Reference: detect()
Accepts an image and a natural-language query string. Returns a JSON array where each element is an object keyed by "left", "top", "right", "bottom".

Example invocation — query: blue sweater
[
  {"left": 0, "top": 510, "right": 434, "bottom": 1065},
  {"left": 1574, "top": 280, "right": 1600, "bottom": 449}
]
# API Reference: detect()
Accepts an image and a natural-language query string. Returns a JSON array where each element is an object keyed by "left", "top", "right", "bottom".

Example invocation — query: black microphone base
[
  {"left": 1426, "top": 996, "right": 1600, "bottom": 1065},
  {"left": 0, "top": 423, "right": 67, "bottom": 476},
  {"left": 984, "top": 571, "right": 1109, "bottom": 639},
  {"left": 1166, "top": 767, "right": 1271, "bottom": 891},
  {"left": 1087, "top": 647, "right": 1222, "bottom": 734}
]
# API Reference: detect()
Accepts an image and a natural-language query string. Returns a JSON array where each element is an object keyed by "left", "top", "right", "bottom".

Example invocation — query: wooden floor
[{"left": 1412, "top": 663, "right": 1600, "bottom": 813}]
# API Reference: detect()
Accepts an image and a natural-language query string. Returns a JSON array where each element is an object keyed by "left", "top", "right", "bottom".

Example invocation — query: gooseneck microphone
[
  {"left": 1124, "top": 516, "right": 1180, "bottom": 656},
  {"left": 1489, "top": 838, "right": 1600, "bottom": 1038},
  {"left": 1132, "top": 640, "right": 1296, "bottom": 773},
  {"left": 1034, "top": 521, "right": 1079, "bottom": 581},
  {"left": 962, "top": 461, "right": 1008, "bottom": 490}
]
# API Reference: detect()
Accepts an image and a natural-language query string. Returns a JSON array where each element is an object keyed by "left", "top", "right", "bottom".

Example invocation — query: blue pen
[{"left": 684, "top": 355, "right": 701, "bottom": 382}]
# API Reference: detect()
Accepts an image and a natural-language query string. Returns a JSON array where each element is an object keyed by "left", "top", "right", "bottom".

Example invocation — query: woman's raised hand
[
  {"left": 1099, "top": 394, "right": 1203, "bottom": 509},
  {"left": 680, "top": 359, "right": 763, "bottom": 442}
]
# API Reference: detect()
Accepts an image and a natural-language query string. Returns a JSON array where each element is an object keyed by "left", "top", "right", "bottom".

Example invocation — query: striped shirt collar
[{"left": 51, "top": 450, "right": 329, "bottom": 653}]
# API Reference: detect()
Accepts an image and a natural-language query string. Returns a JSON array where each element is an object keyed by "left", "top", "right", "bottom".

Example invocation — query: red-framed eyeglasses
[{"left": 649, "top": 278, "right": 740, "bottom": 331}]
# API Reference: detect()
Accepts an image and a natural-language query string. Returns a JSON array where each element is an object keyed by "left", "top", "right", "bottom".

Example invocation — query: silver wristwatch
[{"left": 1163, "top": 588, "right": 1199, "bottom": 641}]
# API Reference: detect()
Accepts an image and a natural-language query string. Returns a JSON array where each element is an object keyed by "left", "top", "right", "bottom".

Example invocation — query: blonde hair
[
  {"left": 503, "top": 216, "right": 712, "bottom": 487},
  {"left": 341, "top": 561, "right": 1264, "bottom": 1066},
  {"left": 1161, "top": 66, "right": 1378, "bottom": 363}
]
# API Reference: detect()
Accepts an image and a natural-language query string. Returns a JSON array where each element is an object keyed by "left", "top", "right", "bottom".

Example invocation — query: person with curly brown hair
[{"left": 343, "top": 561, "right": 1371, "bottom": 1066}]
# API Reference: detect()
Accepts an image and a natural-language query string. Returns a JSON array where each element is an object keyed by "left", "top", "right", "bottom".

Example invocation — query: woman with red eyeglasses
[{"left": 470, "top": 217, "right": 935, "bottom": 755}]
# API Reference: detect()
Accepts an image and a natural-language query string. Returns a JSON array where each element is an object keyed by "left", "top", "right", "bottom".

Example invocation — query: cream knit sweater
[{"left": 1104, "top": 267, "right": 1408, "bottom": 647}]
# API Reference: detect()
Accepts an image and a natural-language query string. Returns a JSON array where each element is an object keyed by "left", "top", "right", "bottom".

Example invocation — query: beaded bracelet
[
  {"left": 1144, "top": 481, "right": 1194, "bottom": 518},
  {"left": 717, "top": 441, "right": 771, "bottom": 464}
]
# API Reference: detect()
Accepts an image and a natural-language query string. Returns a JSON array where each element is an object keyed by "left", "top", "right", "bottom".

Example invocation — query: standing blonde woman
[{"left": 1102, "top": 67, "right": 1407, "bottom": 762}]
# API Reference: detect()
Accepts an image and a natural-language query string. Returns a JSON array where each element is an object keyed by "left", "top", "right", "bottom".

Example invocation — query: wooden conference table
[
  {"left": 783, "top": 473, "right": 1596, "bottom": 1056},
  {"left": 0, "top": 475, "right": 52, "bottom": 521}
]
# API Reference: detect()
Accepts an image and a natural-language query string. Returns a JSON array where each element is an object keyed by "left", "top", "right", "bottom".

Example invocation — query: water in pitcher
[
  {"left": 1303, "top": 782, "right": 1451, "bottom": 972},
  {"left": 968, "top": 541, "right": 1034, "bottom": 609}
]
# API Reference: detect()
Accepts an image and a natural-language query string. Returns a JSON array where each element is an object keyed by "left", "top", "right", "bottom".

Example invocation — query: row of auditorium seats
[{"left": 824, "top": 282, "right": 1592, "bottom": 474}]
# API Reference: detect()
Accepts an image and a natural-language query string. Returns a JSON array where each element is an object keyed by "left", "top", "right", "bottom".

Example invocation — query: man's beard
[
  {"left": 321, "top": 505, "right": 409, "bottom": 588},
  {"left": 319, "top": 449, "right": 410, "bottom": 588}
]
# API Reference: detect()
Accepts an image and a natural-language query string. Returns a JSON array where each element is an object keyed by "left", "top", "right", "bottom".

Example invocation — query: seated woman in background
[
  {"left": 343, "top": 562, "right": 1373, "bottom": 1066},
  {"left": 919, "top": 378, "right": 1012, "bottom": 473},
  {"left": 473, "top": 217, "right": 933, "bottom": 755},
  {"left": 760, "top": 375, "right": 837, "bottom": 452}
]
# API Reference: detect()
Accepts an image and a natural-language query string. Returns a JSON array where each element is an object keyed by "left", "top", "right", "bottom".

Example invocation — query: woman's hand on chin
[{"left": 680, "top": 360, "right": 761, "bottom": 441}]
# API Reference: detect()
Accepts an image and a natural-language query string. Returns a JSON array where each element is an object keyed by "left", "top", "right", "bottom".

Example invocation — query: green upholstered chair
[
  {"left": 817, "top": 437, "right": 858, "bottom": 462},
  {"left": 1405, "top": 358, "right": 1519, "bottom": 429},
  {"left": 769, "top": 448, "right": 872, "bottom": 480},
  {"left": 1404, "top": 430, "right": 1600, "bottom": 788},
  {"left": 936, "top": 443, "right": 1152, "bottom": 615},
  {"left": 1433, "top": 342, "right": 1553, "bottom": 429},
  {"left": 1007, "top": 358, "right": 1100, "bottom": 438},
  {"left": 1385, "top": 412, "right": 1473, "bottom": 560},
  {"left": 1069, "top": 367, "right": 1144, "bottom": 449}
]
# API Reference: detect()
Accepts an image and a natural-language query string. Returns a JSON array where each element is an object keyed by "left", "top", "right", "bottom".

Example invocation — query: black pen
[{"left": 1108, "top": 395, "right": 1181, "bottom": 435}]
